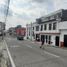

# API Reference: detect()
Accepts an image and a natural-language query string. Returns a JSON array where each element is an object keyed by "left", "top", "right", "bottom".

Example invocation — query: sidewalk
[{"left": 0, "top": 40, "right": 9, "bottom": 67}]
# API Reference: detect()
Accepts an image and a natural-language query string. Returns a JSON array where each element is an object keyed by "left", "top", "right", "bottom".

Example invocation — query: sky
[{"left": 0, "top": 0, "right": 67, "bottom": 29}]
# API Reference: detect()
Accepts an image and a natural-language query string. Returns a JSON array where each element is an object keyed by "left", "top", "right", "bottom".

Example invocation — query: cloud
[
  {"left": 52, "top": 0, "right": 67, "bottom": 10},
  {"left": 31, "top": 0, "right": 48, "bottom": 3},
  {"left": 6, "top": 0, "right": 55, "bottom": 29},
  {"left": 0, "top": 0, "right": 6, "bottom": 5},
  {"left": 7, "top": 9, "right": 13, "bottom": 16},
  {"left": 4, "top": 0, "right": 67, "bottom": 29},
  {"left": 6, "top": 16, "right": 29, "bottom": 30},
  {"left": 10, "top": 0, "right": 48, "bottom": 18},
  {"left": 0, "top": 0, "right": 12, "bottom": 17}
]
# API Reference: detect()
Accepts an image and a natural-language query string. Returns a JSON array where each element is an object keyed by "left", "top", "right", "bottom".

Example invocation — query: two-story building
[
  {"left": 26, "top": 9, "right": 67, "bottom": 47},
  {"left": 35, "top": 9, "right": 67, "bottom": 47}
]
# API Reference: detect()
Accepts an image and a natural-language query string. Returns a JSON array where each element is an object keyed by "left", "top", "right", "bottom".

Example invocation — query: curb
[{"left": 4, "top": 40, "right": 16, "bottom": 67}]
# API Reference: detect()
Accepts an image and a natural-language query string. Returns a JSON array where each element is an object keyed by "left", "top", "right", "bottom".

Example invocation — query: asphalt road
[{"left": 5, "top": 37, "right": 67, "bottom": 67}]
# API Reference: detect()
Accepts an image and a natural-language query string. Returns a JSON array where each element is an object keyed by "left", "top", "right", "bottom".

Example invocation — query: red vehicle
[{"left": 16, "top": 28, "right": 26, "bottom": 40}]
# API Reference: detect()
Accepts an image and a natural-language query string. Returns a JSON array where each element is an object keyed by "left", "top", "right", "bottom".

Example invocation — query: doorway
[
  {"left": 41, "top": 35, "right": 45, "bottom": 41},
  {"left": 55, "top": 36, "right": 59, "bottom": 46},
  {"left": 64, "top": 35, "right": 67, "bottom": 47}
]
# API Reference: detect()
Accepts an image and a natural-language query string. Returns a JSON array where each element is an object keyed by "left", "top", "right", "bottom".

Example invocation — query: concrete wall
[
  {"left": 59, "top": 30, "right": 67, "bottom": 47},
  {"left": 59, "top": 21, "right": 67, "bottom": 47},
  {"left": 59, "top": 21, "right": 67, "bottom": 29},
  {"left": 51, "top": 35, "right": 55, "bottom": 46},
  {"left": 26, "top": 23, "right": 36, "bottom": 40}
]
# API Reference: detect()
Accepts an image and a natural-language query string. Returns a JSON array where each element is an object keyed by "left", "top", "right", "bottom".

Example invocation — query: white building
[
  {"left": 26, "top": 9, "right": 67, "bottom": 47},
  {"left": 26, "top": 23, "right": 36, "bottom": 40}
]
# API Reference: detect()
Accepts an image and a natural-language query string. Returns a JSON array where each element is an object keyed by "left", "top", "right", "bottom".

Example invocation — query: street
[
  {"left": 5, "top": 36, "right": 67, "bottom": 67},
  {"left": 0, "top": 0, "right": 67, "bottom": 67}
]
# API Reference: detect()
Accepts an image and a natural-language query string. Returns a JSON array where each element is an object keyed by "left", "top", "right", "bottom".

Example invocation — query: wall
[
  {"left": 26, "top": 23, "right": 36, "bottom": 40},
  {"left": 35, "top": 21, "right": 60, "bottom": 34},
  {"left": 59, "top": 29, "right": 67, "bottom": 47},
  {"left": 59, "top": 21, "right": 67, "bottom": 29},
  {"left": 51, "top": 35, "right": 55, "bottom": 46}
]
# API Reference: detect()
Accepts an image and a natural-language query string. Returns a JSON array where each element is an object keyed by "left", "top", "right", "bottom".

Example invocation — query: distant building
[
  {"left": 8, "top": 26, "right": 26, "bottom": 37},
  {"left": 26, "top": 23, "right": 36, "bottom": 40},
  {"left": 0, "top": 22, "right": 5, "bottom": 36},
  {"left": 8, "top": 27, "right": 16, "bottom": 36},
  {"left": 26, "top": 9, "right": 67, "bottom": 47}
]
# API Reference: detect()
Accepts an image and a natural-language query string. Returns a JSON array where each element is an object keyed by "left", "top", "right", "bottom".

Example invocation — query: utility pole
[
  {"left": 2, "top": 0, "right": 10, "bottom": 40},
  {"left": 5, "top": 0, "right": 10, "bottom": 22}
]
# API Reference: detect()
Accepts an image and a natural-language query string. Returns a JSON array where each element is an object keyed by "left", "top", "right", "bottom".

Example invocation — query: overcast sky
[{"left": 0, "top": 0, "right": 67, "bottom": 29}]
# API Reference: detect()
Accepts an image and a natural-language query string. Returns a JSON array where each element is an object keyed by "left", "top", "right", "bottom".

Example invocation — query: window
[
  {"left": 49, "top": 24, "right": 52, "bottom": 30},
  {"left": 36, "top": 26, "right": 39, "bottom": 31},
  {"left": 53, "top": 22, "right": 56, "bottom": 30},
  {"left": 44, "top": 24, "right": 47, "bottom": 30},
  {"left": 33, "top": 27, "right": 34, "bottom": 30},
  {"left": 40, "top": 25, "right": 43, "bottom": 31}
]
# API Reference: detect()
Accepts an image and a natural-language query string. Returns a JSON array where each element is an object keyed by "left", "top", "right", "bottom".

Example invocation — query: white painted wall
[
  {"left": 34, "top": 21, "right": 60, "bottom": 46},
  {"left": 26, "top": 23, "right": 37, "bottom": 40},
  {"left": 60, "top": 30, "right": 67, "bottom": 42},
  {"left": 51, "top": 35, "right": 55, "bottom": 46},
  {"left": 59, "top": 21, "right": 67, "bottom": 45},
  {"left": 34, "top": 21, "right": 60, "bottom": 34},
  {"left": 59, "top": 21, "right": 67, "bottom": 29}
]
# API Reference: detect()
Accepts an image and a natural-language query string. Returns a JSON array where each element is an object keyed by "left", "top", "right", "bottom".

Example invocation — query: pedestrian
[{"left": 40, "top": 38, "right": 44, "bottom": 49}]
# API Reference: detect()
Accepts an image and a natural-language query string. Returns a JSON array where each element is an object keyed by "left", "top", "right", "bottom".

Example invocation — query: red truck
[{"left": 16, "top": 28, "right": 26, "bottom": 40}]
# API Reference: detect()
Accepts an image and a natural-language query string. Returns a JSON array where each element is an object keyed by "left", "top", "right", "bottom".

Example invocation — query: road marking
[
  {"left": 26, "top": 45, "right": 33, "bottom": 48},
  {"left": 32, "top": 42, "right": 35, "bottom": 43},
  {"left": 4, "top": 40, "right": 16, "bottom": 67},
  {"left": 10, "top": 45, "right": 20, "bottom": 48},
  {"left": 44, "top": 51, "right": 60, "bottom": 58},
  {"left": 23, "top": 43, "right": 60, "bottom": 58}
]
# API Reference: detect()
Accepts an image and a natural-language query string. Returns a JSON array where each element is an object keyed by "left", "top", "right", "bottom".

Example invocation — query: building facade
[
  {"left": 8, "top": 27, "right": 16, "bottom": 36},
  {"left": 26, "top": 9, "right": 67, "bottom": 47},
  {"left": 0, "top": 22, "right": 5, "bottom": 36},
  {"left": 26, "top": 23, "right": 36, "bottom": 40}
]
